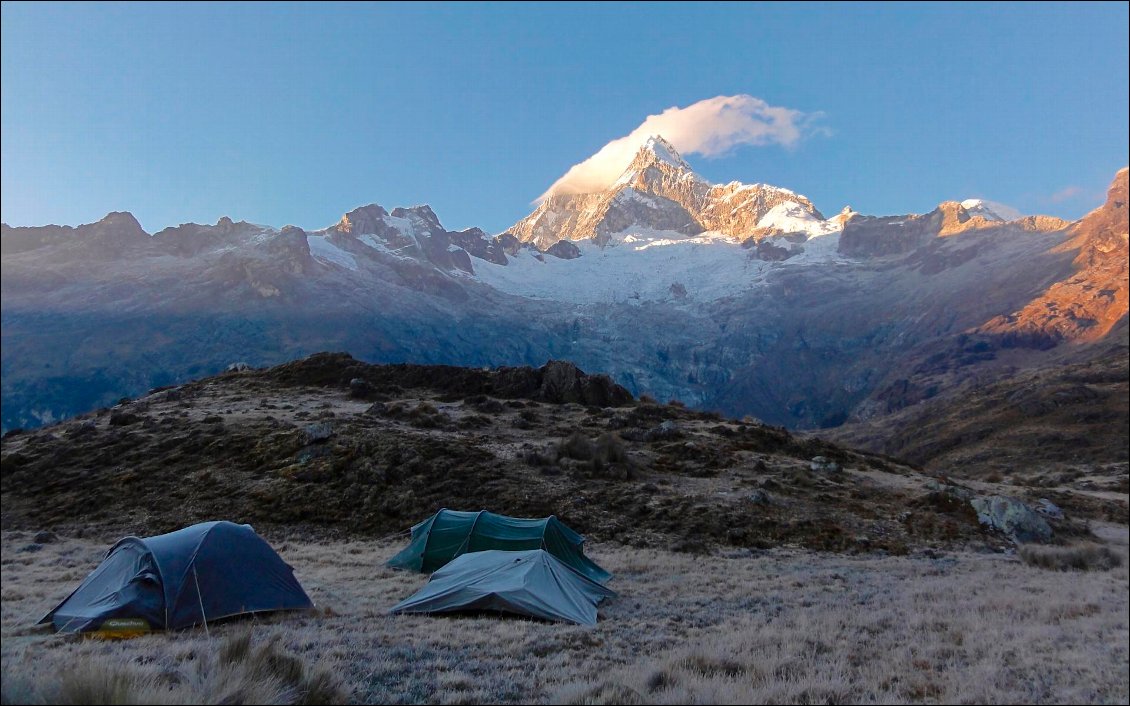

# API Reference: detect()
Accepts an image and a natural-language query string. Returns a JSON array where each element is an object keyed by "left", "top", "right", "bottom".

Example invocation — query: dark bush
[{"left": 557, "top": 431, "right": 595, "bottom": 461}]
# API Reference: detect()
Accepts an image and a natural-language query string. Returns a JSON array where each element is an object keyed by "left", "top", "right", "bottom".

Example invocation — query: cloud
[
  {"left": 1049, "top": 185, "right": 1084, "bottom": 203},
  {"left": 538, "top": 95, "right": 824, "bottom": 201}
]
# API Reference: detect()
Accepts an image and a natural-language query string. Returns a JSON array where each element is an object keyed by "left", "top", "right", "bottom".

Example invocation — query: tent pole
[
  {"left": 458, "top": 510, "right": 486, "bottom": 557},
  {"left": 193, "top": 565, "right": 210, "bottom": 639}
]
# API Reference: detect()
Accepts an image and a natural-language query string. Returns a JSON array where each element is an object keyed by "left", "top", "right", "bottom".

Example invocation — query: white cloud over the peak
[{"left": 538, "top": 95, "right": 824, "bottom": 201}]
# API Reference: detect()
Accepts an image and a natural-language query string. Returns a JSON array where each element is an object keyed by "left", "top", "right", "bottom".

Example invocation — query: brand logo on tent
[{"left": 92, "top": 618, "right": 151, "bottom": 639}]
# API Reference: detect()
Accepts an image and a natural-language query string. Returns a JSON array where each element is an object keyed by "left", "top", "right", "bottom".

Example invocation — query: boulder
[
  {"left": 349, "top": 378, "right": 372, "bottom": 399},
  {"left": 969, "top": 495, "right": 1053, "bottom": 543},
  {"left": 303, "top": 422, "right": 334, "bottom": 444},
  {"left": 109, "top": 410, "right": 141, "bottom": 426},
  {"left": 1036, "top": 498, "right": 1064, "bottom": 520},
  {"left": 925, "top": 480, "right": 974, "bottom": 500},
  {"left": 66, "top": 420, "right": 98, "bottom": 438},
  {"left": 545, "top": 240, "right": 582, "bottom": 260},
  {"left": 646, "top": 420, "right": 683, "bottom": 441},
  {"left": 747, "top": 490, "right": 772, "bottom": 505},
  {"left": 810, "top": 456, "right": 841, "bottom": 474}
]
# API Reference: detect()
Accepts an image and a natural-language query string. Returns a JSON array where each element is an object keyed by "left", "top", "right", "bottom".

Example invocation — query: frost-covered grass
[
  {"left": 0, "top": 629, "right": 344, "bottom": 705},
  {"left": 1020, "top": 541, "right": 1123, "bottom": 572},
  {"left": 2, "top": 529, "right": 1126, "bottom": 704}
]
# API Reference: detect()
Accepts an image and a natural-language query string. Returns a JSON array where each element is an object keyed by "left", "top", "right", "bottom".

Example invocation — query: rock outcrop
[
  {"left": 977, "top": 168, "right": 1128, "bottom": 345},
  {"left": 970, "top": 495, "right": 1053, "bottom": 543}
]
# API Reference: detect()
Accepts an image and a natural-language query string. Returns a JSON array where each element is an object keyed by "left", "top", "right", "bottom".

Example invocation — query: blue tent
[
  {"left": 390, "top": 549, "right": 616, "bottom": 626},
  {"left": 40, "top": 521, "right": 313, "bottom": 633}
]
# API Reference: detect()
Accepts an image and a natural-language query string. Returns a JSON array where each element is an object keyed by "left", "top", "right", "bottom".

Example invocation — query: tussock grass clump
[
  {"left": 554, "top": 680, "right": 647, "bottom": 705},
  {"left": 594, "top": 433, "right": 627, "bottom": 466},
  {"left": 476, "top": 399, "right": 506, "bottom": 414},
  {"left": 558, "top": 431, "right": 627, "bottom": 463},
  {"left": 1020, "top": 542, "right": 1123, "bottom": 571},
  {"left": 523, "top": 447, "right": 556, "bottom": 467},
  {"left": 680, "top": 653, "right": 746, "bottom": 678},
  {"left": 557, "top": 431, "right": 595, "bottom": 461},
  {"left": 512, "top": 408, "right": 542, "bottom": 429},
  {"left": 457, "top": 414, "right": 492, "bottom": 430},
  {"left": 556, "top": 432, "right": 632, "bottom": 477},
  {"left": 405, "top": 402, "right": 447, "bottom": 429},
  {"left": 0, "top": 630, "right": 347, "bottom": 705}
]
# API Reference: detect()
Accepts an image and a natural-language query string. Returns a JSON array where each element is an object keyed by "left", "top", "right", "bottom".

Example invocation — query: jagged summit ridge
[
  {"left": 508, "top": 133, "right": 825, "bottom": 249},
  {"left": 633, "top": 135, "right": 693, "bottom": 171},
  {"left": 3, "top": 165, "right": 1125, "bottom": 437},
  {"left": 960, "top": 199, "right": 1023, "bottom": 222}
]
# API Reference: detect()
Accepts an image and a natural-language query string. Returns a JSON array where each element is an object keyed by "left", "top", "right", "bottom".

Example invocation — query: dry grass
[
  {"left": 2, "top": 528, "right": 1127, "bottom": 704},
  {"left": 1020, "top": 541, "right": 1123, "bottom": 572},
  {"left": 0, "top": 629, "right": 345, "bottom": 704}
]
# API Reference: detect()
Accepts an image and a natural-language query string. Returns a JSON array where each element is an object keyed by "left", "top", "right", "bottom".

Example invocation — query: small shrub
[
  {"left": 593, "top": 433, "right": 629, "bottom": 474},
  {"left": 405, "top": 402, "right": 448, "bottom": 429},
  {"left": 457, "top": 414, "right": 492, "bottom": 429},
  {"left": 475, "top": 399, "right": 505, "bottom": 414},
  {"left": 645, "top": 668, "right": 679, "bottom": 692},
  {"left": 558, "top": 431, "right": 595, "bottom": 461},
  {"left": 680, "top": 652, "right": 746, "bottom": 678},
  {"left": 524, "top": 448, "right": 555, "bottom": 467},
  {"left": 1019, "top": 542, "right": 1123, "bottom": 571}
]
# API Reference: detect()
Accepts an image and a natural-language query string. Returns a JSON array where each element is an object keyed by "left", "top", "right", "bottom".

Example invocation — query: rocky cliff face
[
  {"left": 700, "top": 180, "right": 823, "bottom": 235},
  {"left": 1, "top": 211, "right": 150, "bottom": 259},
  {"left": 836, "top": 200, "right": 1069, "bottom": 259},
  {"left": 976, "top": 168, "right": 1128, "bottom": 346}
]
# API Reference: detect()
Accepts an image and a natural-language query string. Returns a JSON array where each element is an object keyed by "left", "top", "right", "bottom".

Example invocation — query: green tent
[
  {"left": 390, "top": 550, "right": 616, "bottom": 625},
  {"left": 387, "top": 509, "right": 611, "bottom": 584}
]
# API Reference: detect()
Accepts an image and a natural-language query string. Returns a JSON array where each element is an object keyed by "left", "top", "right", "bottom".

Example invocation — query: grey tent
[
  {"left": 387, "top": 509, "right": 611, "bottom": 584},
  {"left": 389, "top": 549, "right": 616, "bottom": 626},
  {"left": 40, "top": 521, "right": 313, "bottom": 633}
]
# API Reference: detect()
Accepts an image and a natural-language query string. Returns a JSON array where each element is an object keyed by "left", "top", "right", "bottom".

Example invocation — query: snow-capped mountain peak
[
  {"left": 508, "top": 134, "right": 824, "bottom": 250},
  {"left": 960, "top": 198, "right": 1023, "bottom": 222},
  {"left": 637, "top": 135, "right": 692, "bottom": 171},
  {"left": 335, "top": 204, "right": 390, "bottom": 235}
]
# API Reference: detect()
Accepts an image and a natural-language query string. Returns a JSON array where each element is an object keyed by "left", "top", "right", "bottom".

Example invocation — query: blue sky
[{"left": 2, "top": 2, "right": 1127, "bottom": 233}]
